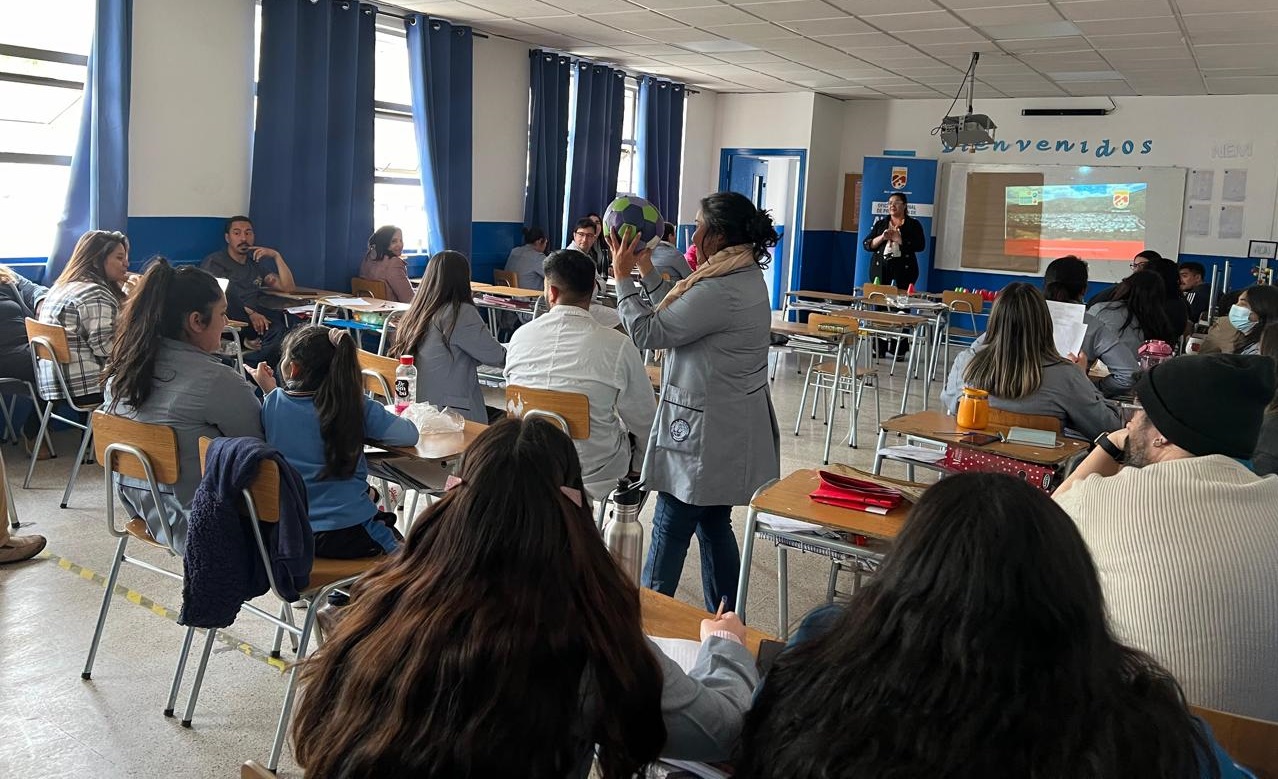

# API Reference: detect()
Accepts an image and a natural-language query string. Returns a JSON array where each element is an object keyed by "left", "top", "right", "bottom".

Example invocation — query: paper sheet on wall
[
  {"left": 1046, "top": 300, "right": 1087, "bottom": 358},
  {"left": 1219, "top": 205, "right": 1245, "bottom": 239},
  {"left": 1185, "top": 204, "right": 1211, "bottom": 236},
  {"left": 1223, "top": 169, "right": 1247, "bottom": 202},
  {"left": 1189, "top": 169, "right": 1214, "bottom": 202}
]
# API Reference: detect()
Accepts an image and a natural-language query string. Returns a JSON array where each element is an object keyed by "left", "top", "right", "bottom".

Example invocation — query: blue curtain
[
  {"left": 47, "top": 0, "right": 132, "bottom": 281},
  {"left": 565, "top": 62, "right": 625, "bottom": 244},
  {"left": 636, "top": 76, "right": 685, "bottom": 227},
  {"left": 406, "top": 15, "right": 473, "bottom": 258},
  {"left": 249, "top": 0, "right": 375, "bottom": 292},
  {"left": 524, "top": 51, "right": 571, "bottom": 250}
]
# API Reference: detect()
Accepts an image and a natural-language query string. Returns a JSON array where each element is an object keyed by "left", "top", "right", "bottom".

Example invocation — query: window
[
  {"left": 0, "top": 1, "right": 94, "bottom": 257},
  {"left": 616, "top": 80, "right": 639, "bottom": 197},
  {"left": 373, "top": 27, "right": 428, "bottom": 255}
]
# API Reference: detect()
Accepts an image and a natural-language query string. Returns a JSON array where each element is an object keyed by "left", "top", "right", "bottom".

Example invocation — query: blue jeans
[{"left": 642, "top": 493, "right": 740, "bottom": 613}]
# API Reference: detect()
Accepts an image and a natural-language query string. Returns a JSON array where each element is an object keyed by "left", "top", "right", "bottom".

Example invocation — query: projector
[{"left": 940, "top": 113, "right": 998, "bottom": 146}]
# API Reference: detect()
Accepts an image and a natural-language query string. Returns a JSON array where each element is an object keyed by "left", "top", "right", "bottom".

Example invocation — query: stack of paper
[
  {"left": 1045, "top": 300, "right": 1087, "bottom": 359},
  {"left": 757, "top": 513, "right": 823, "bottom": 533},
  {"left": 877, "top": 445, "right": 947, "bottom": 464}
]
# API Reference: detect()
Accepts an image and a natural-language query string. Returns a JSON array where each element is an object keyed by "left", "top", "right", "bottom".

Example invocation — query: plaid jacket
[{"left": 36, "top": 281, "right": 120, "bottom": 400}]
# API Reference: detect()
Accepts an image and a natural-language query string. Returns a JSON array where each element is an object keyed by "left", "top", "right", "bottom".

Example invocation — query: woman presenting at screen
[{"left": 862, "top": 192, "right": 926, "bottom": 289}]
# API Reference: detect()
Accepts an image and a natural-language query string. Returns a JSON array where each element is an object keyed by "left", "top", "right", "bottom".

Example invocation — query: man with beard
[
  {"left": 202, "top": 215, "right": 295, "bottom": 368},
  {"left": 1054, "top": 353, "right": 1278, "bottom": 722}
]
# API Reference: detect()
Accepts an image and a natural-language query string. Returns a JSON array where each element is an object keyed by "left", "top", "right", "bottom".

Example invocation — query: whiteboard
[{"left": 936, "top": 162, "right": 1187, "bottom": 284}]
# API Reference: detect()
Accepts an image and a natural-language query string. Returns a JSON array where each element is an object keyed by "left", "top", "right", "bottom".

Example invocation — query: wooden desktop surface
[
  {"left": 640, "top": 589, "right": 769, "bottom": 656},
  {"left": 881, "top": 409, "right": 1088, "bottom": 467},
  {"left": 826, "top": 307, "right": 930, "bottom": 327},
  {"left": 319, "top": 296, "right": 410, "bottom": 314},
  {"left": 379, "top": 420, "right": 487, "bottom": 462},
  {"left": 769, "top": 320, "right": 842, "bottom": 340},
  {"left": 785, "top": 289, "right": 861, "bottom": 304},
  {"left": 471, "top": 282, "right": 544, "bottom": 298},
  {"left": 269, "top": 287, "right": 346, "bottom": 302},
  {"left": 752, "top": 469, "right": 910, "bottom": 541}
]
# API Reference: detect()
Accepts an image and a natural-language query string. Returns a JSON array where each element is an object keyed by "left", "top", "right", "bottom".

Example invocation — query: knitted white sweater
[{"left": 1056, "top": 455, "right": 1278, "bottom": 721}]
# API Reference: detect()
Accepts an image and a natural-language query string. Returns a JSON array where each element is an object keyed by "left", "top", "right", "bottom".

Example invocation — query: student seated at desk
[
  {"left": 1254, "top": 324, "right": 1278, "bottom": 477},
  {"left": 504, "top": 248, "right": 656, "bottom": 501},
  {"left": 1087, "top": 270, "right": 1179, "bottom": 359},
  {"left": 1226, "top": 284, "right": 1278, "bottom": 356},
  {"left": 201, "top": 215, "right": 296, "bottom": 368},
  {"left": 290, "top": 417, "right": 757, "bottom": 778},
  {"left": 102, "top": 261, "right": 264, "bottom": 552},
  {"left": 650, "top": 222, "right": 694, "bottom": 281},
  {"left": 38, "top": 230, "right": 132, "bottom": 406},
  {"left": 1043, "top": 255, "right": 1139, "bottom": 397},
  {"left": 249, "top": 326, "right": 417, "bottom": 558},
  {"left": 358, "top": 224, "right": 413, "bottom": 303},
  {"left": 504, "top": 226, "right": 549, "bottom": 291},
  {"left": 1056, "top": 354, "right": 1278, "bottom": 722},
  {"left": 941, "top": 282, "right": 1120, "bottom": 441},
  {"left": 393, "top": 250, "right": 506, "bottom": 424},
  {"left": 739, "top": 473, "right": 1246, "bottom": 779}
]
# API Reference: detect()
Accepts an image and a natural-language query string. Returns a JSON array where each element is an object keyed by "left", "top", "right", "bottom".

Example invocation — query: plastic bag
[{"left": 386, "top": 402, "right": 465, "bottom": 434}]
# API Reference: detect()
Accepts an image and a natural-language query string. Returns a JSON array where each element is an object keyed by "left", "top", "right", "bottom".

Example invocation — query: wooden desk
[
  {"left": 769, "top": 321, "right": 863, "bottom": 463},
  {"left": 826, "top": 306, "right": 940, "bottom": 413},
  {"left": 736, "top": 468, "right": 913, "bottom": 636},
  {"left": 266, "top": 287, "right": 345, "bottom": 303},
  {"left": 874, "top": 409, "right": 1088, "bottom": 469},
  {"left": 471, "top": 282, "right": 544, "bottom": 299},
  {"left": 379, "top": 420, "right": 487, "bottom": 463},
  {"left": 640, "top": 589, "right": 769, "bottom": 657},
  {"left": 785, "top": 289, "right": 860, "bottom": 305}
]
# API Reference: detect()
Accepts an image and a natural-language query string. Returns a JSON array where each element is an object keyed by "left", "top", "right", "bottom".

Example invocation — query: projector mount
[{"left": 933, "top": 52, "right": 997, "bottom": 147}]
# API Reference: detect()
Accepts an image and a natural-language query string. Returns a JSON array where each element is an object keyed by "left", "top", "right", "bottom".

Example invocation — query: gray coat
[
  {"left": 412, "top": 304, "right": 506, "bottom": 423},
  {"left": 941, "top": 343, "right": 1121, "bottom": 441},
  {"left": 504, "top": 244, "right": 546, "bottom": 291},
  {"left": 649, "top": 242, "right": 693, "bottom": 280},
  {"left": 616, "top": 266, "right": 780, "bottom": 506}
]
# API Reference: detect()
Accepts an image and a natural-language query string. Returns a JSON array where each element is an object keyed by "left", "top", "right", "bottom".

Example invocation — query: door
[{"left": 724, "top": 154, "right": 775, "bottom": 302}]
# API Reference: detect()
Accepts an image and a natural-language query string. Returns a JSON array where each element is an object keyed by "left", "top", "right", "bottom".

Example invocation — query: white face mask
[{"left": 1229, "top": 304, "right": 1257, "bottom": 335}]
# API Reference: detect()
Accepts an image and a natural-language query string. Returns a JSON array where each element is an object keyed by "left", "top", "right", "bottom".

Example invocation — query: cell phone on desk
[{"left": 960, "top": 432, "right": 1002, "bottom": 446}]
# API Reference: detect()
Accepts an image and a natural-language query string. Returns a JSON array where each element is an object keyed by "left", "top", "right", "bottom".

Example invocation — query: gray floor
[{"left": 0, "top": 339, "right": 948, "bottom": 778}]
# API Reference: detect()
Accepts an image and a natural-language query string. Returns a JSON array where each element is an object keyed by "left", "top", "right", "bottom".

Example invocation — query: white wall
[
  {"left": 129, "top": 0, "right": 255, "bottom": 217},
  {"left": 839, "top": 95, "right": 1278, "bottom": 256},
  {"left": 678, "top": 89, "right": 718, "bottom": 224},
  {"left": 805, "top": 93, "right": 844, "bottom": 230},
  {"left": 471, "top": 35, "right": 529, "bottom": 223}
]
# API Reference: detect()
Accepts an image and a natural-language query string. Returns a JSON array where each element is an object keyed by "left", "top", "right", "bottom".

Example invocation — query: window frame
[{"left": 0, "top": 42, "right": 87, "bottom": 168}]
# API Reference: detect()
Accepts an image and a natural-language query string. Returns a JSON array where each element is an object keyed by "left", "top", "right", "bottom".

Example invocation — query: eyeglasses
[
  {"left": 1129, "top": 261, "right": 1148, "bottom": 270},
  {"left": 574, "top": 231, "right": 594, "bottom": 238}
]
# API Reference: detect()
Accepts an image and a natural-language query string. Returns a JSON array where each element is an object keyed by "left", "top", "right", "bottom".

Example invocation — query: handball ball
[{"left": 603, "top": 196, "right": 663, "bottom": 250}]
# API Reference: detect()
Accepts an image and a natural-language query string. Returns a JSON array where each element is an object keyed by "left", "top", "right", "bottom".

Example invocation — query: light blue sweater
[{"left": 262, "top": 391, "right": 418, "bottom": 533}]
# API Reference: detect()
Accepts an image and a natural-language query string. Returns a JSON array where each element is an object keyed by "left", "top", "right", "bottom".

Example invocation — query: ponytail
[
  {"left": 280, "top": 326, "right": 366, "bottom": 480},
  {"left": 103, "top": 259, "right": 220, "bottom": 410}
]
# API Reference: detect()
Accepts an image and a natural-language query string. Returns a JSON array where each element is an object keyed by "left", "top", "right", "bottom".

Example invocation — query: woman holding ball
[{"left": 608, "top": 191, "right": 781, "bottom": 613}]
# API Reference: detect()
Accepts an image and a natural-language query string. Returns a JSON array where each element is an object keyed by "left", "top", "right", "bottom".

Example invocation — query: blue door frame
[{"left": 718, "top": 147, "right": 807, "bottom": 310}]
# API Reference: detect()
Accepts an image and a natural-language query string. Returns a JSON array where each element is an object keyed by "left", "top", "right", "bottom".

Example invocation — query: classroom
[{"left": 2, "top": 0, "right": 1277, "bottom": 776}]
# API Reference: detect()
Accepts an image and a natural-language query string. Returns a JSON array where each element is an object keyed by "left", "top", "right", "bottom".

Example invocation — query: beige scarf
[{"left": 656, "top": 244, "right": 758, "bottom": 311}]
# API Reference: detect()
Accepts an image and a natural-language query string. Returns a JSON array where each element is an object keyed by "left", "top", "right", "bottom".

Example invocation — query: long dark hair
[
  {"left": 1236, "top": 284, "right": 1278, "bottom": 353},
  {"left": 1044, "top": 255, "right": 1089, "bottom": 303},
  {"left": 700, "top": 191, "right": 779, "bottom": 268},
  {"left": 291, "top": 417, "right": 666, "bottom": 778},
  {"left": 392, "top": 250, "right": 473, "bottom": 356},
  {"left": 57, "top": 230, "right": 128, "bottom": 299},
  {"left": 738, "top": 473, "right": 1216, "bottom": 779},
  {"left": 103, "top": 259, "right": 223, "bottom": 408},
  {"left": 1260, "top": 322, "right": 1278, "bottom": 413},
  {"left": 365, "top": 224, "right": 400, "bottom": 262},
  {"left": 279, "top": 325, "right": 364, "bottom": 480},
  {"left": 1110, "top": 270, "right": 1176, "bottom": 342}
]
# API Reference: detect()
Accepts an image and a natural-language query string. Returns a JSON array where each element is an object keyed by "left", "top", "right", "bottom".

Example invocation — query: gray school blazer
[
  {"left": 616, "top": 265, "right": 781, "bottom": 507},
  {"left": 412, "top": 304, "right": 506, "bottom": 423}
]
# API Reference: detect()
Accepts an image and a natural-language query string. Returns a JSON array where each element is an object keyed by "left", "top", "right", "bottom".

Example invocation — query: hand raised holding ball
[{"left": 603, "top": 195, "right": 663, "bottom": 280}]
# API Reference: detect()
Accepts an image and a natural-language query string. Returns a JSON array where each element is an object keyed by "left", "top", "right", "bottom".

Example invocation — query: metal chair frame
[{"left": 25, "top": 328, "right": 99, "bottom": 507}]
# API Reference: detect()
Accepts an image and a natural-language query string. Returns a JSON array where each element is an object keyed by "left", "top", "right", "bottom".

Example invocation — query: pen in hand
[{"left": 715, "top": 596, "right": 728, "bottom": 619}]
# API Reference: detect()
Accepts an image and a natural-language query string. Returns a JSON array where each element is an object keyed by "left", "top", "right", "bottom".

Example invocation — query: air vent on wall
[{"left": 1021, "top": 108, "right": 1112, "bottom": 117}]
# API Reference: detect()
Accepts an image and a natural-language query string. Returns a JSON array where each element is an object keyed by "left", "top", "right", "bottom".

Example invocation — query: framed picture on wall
[{"left": 1248, "top": 239, "right": 1277, "bottom": 260}]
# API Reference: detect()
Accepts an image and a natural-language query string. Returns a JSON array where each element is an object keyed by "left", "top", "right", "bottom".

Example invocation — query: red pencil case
[{"left": 809, "top": 470, "right": 904, "bottom": 513}]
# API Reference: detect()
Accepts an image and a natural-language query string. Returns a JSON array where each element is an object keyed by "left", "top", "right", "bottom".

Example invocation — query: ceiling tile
[
  {"left": 822, "top": 32, "right": 906, "bottom": 49},
  {"left": 631, "top": 0, "right": 728, "bottom": 7},
  {"left": 998, "top": 35, "right": 1090, "bottom": 52},
  {"left": 1055, "top": 0, "right": 1171, "bottom": 21},
  {"left": 1184, "top": 11, "right": 1278, "bottom": 32},
  {"left": 663, "top": 4, "right": 761, "bottom": 24},
  {"left": 1194, "top": 44, "right": 1268, "bottom": 69},
  {"left": 956, "top": 5, "right": 1064, "bottom": 26},
  {"left": 1191, "top": 29, "right": 1277, "bottom": 45},
  {"left": 780, "top": 17, "right": 877, "bottom": 36},
  {"left": 1206, "top": 75, "right": 1278, "bottom": 94},
  {"left": 583, "top": 11, "right": 685, "bottom": 31},
  {"left": 980, "top": 20, "right": 1081, "bottom": 38},
  {"left": 1062, "top": 81, "right": 1137, "bottom": 95},
  {"left": 398, "top": 1, "right": 503, "bottom": 20},
  {"left": 1175, "top": 0, "right": 1278, "bottom": 10},
  {"left": 655, "top": 52, "right": 727, "bottom": 64},
  {"left": 1103, "top": 46, "right": 1193, "bottom": 63},
  {"left": 537, "top": 0, "right": 641, "bottom": 11},
  {"left": 743, "top": 0, "right": 856, "bottom": 22},
  {"left": 1088, "top": 31, "right": 1185, "bottom": 49},
  {"left": 653, "top": 26, "right": 736, "bottom": 42},
  {"left": 904, "top": 26, "right": 991, "bottom": 44},
  {"left": 1075, "top": 16, "right": 1180, "bottom": 35},
  {"left": 680, "top": 37, "right": 761, "bottom": 51},
  {"left": 456, "top": 0, "right": 565, "bottom": 16},
  {"left": 709, "top": 22, "right": 799, "bottom": 42},
  {"left": 829, "top": 0, "right": 941, "bottom": 12},
  {"left": 721, "top": 49, "right": 791, "bottom": 63},
  {"left": 861, "top": 10, "right": 968, "bottom": 30},
  {"left": 936, "top": 0, "right": 1051, "bottom": 7},
  {"left": 616, "top": 42, "right": 690, "bottom": 55}
]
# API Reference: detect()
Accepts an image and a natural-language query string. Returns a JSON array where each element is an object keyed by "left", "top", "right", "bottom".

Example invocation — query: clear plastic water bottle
[{"left": 394, "top": 356, "right": 416, "bottom": 414}]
